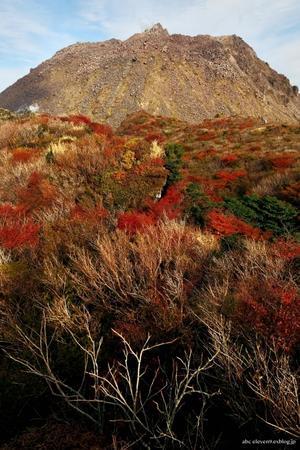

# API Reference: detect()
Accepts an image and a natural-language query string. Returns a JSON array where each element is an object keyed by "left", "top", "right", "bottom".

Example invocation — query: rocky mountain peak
[
  {"left": 144, "top": 23, "right": 169, "bottom": 36},
  {"left": 0, "top": 25, "right": 299, "bottom": 126}
]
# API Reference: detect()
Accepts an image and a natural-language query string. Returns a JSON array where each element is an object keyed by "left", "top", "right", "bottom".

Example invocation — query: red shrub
[
  {"left": 117, "top": 212, "right": 156, "bottom": 234},
  {"left": 220, "top": 154, "right": 238, "bottom": 164},
  {"left": 114, "top": 319, "right": 147, "bottom": 343},
  {"left": 66, "top": 114, "right": 92, "bottom": 125},
  {"left": 235, "top": 280, "right": 300, "bottom": 352},
  {"left": 147, "top": 185, "right": 184, "bottom": 220},
  {"left": 0, "top": 204, "right": 26, "bottom": 220},
  {"left": 89, "top": 122, "right": 113, "bottom": 138},
  {"left": 197, "top": 132, "right": 217, "bottom": 141},
  {"left": 207, "top": 209, "right": 261, "bottom": 239},
  {"left": 185, "top": 175, "right": 203, "bottom": 183},
  {"left": 271, "top": 239, "right": 300, "bottom": 260},
  {"left": 150, "top": 157, "right": 164, "bottom": 166},
  {"left": 18, "top": 172, "right": 57, "bottom": 211},
  {"left": 144, "top": 132, "right": 165, "bottom": 143},
  {"left": 200, "top": 178, "right": 228, "bottom": 202},
  {"left": 238, "top": 118, "right": 255, "bottom": 130},
  {"left": 216, "top": 169, "right": 247, "bottom": 182},
  {"left": 202, "top": 117, "right": 232, "bottom": 129},
  {"left": 182, "top": 153, "right": 193, "bottom": 162},
  {"left": 0, "top": 222, "right": 40, "bottom": 249},
  {"left": 270, "top": 155, "right": 296, "bottom": 169},
  {"left": 103, "top": 145, "right": 123, "bottom": 167},
  {"left": 134, "top": 158, "right": 165, "bottom": 176}
]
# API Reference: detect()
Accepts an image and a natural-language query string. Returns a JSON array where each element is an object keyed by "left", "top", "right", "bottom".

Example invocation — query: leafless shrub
[
  {"left": 251, "top": 171, "right": 293, "bottom": 196},
  {"left": 66, "top": 222, "right": 218, "bottom": 324},
  {"left": 3, "top": 304, "right": 219, "bottom": 449},
  {"left": 0, "top": 155, "right": 47, "bottom": 203},
  {"left": 0, "top": 121, "right": 19, "bottom": 148},
  {"left": 193, "top": 304, "right": 300, "bottom": 437},
  {"left": 94, "top": 330, "right": 219, "bottom": 448},
  {"left": 247, "top": 342, "right": 300, "bottom": 437},
  {"left": 200, "top": 238, "right": 292, "bottom": 311},
  {"left": 4, "top": 305, "right": 103, "bottom": 424}
]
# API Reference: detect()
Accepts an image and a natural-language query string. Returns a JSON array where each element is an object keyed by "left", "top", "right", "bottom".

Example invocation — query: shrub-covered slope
[{"left": 0, "top": 111, "right": 299, "bottom": 449}]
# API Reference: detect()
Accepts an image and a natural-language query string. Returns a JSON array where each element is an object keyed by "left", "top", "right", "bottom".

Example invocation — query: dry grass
[
  {"left": 194, "top": 305, "right": 300, "bottom": 437},
  {"left": 66, "top": 221, "right": 217, "bottom": 310}
]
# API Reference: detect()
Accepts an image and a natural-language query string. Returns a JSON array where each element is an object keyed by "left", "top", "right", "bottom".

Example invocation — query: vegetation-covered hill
[
  {"left": 0, "top": 24, "right": 299, "bottom": 126},
  {"left": 0, "top": 110, "right": 299, "bottom": 448}
]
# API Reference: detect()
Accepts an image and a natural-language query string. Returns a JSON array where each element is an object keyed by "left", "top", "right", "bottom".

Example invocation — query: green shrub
[
  {"left": 224, "top": 194, "right": 298, "bottom": 235},
  {"left": 164, "top": 143, "right": 184, "bottom": 187},
  {"left": 185, "top": 182, "right": 215, "bottom": 226}
]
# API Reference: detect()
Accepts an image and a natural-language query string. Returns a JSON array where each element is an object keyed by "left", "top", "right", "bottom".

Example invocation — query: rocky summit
[{"left": 0, "top": 23, "right": 299, "bottom": 126}]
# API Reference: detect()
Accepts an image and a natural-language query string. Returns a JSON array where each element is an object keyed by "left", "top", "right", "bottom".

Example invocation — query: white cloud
[
  {"left": 77, "top": 0, "right": 300, "bottom": 39},
  {"left": 0, "top": 0, "right": 76, "bottom": 92},
  {"left": 263, "top": 37, "right": 300, "bottom": 86},
  {"left": 0, "top": 1, "right": 51, "bottom": 58}
]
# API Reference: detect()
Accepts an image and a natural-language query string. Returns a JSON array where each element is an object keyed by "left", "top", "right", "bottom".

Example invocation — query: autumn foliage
[
  {"left": 147, "top": 185, "right": 184, "bottom": 220},
  {"left": 0, "top": 221, "right": 40, "bottom": 249},
  {"left": 0, "top": 111, "right": 299, "bottom": 448},
  {"left": 117, "top": 211, "right": 156, "bottom": 233},
  {"left": 235, "top": 279, "right": 300, "bottom": 351},
  {"left": 89, "top": 122, "right": 113, "bottom": 137},
  {"left": 216, "top": 169, "right": 247, "bottom": 182},
  {"left": 12, "top": 147, "right": 40, "bottom": 163},
  {"left": 270, "top": 154, "right": 296, "bottom": 169},
  {"left": 18, "top": 172, "right": 57, "bottom": 211},
  {"left": 207, "top": 209, "right": 262, "bottom": 239},
  {"left": 70, "top": 205, "right": 108, "bottom": 223}
]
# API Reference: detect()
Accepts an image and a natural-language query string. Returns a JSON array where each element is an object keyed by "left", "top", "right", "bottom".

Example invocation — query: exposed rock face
[{"left": 0, "top": 24, "right": 299, "bottom": 126}]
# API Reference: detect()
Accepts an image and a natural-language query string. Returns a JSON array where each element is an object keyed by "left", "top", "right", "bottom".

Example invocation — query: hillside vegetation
[{"left": 0, "top": 110, "right": 299, "bottom": 449}]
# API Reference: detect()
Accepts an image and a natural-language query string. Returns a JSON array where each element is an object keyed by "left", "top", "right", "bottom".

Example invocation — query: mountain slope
[
  {"left": 0, "top": 110, "right": 299, "bottom": 447},
  {"left": 0, "top": 23, "right": 299, "bottom": 126}
]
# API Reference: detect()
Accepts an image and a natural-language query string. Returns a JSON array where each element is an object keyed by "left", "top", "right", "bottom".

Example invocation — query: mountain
[{"left": 0, "top": 23, "right": 299, "bottom": 126}]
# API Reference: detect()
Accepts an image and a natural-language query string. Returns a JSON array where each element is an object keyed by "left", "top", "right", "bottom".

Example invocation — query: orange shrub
[
  {"left": 70, "top": 205, "right": 108, "bottom": 223},
  {"left": 112, "top": 171, "right": 126, "bottom": 181},
  {"left": 89, "top": 122, "right": 113, "bottom": 138},
  {"left": 144, "top": 132, "right": 165, "bottom": 143},
  {"left": 18, "top": 172, "right": 57, "bottom": 211},
  {"left": 12, "top": 147, "right": 40, "bottom": 164},
  {"left": 66, "top": 114, "right": 92, "bottom": 125},
  {"left": 36, "top": 114, "right": 50, "bottom": 125}
]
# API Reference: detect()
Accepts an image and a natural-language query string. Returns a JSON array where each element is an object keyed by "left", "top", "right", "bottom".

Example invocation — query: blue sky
[{"left": 0, "top": 0, "right": 300, "bottom": 92}]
